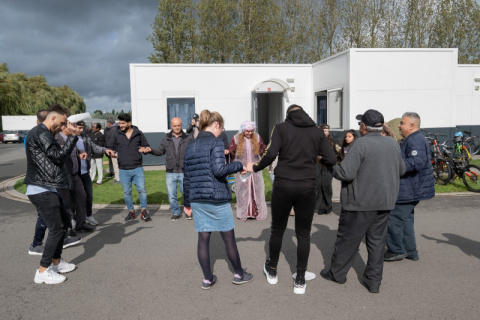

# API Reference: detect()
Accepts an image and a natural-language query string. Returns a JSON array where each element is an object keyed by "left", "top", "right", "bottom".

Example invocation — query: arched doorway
[{"left": 252, "top": 79, "right": 291, "bottom": 144}]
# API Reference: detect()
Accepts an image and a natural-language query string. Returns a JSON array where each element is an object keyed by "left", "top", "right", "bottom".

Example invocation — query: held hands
[
  {"left": 245, "top": 163, "right": 255, "bottom": 173},
  {"left": 224, "top": 149, "right": 230, "bottom": 155},
  {"left": 184, "top": 207, "right": 192, "bottom": 216},
  {"left": 79, "top": 152, "right": 88, "bottom": 160},
  {"left": 105, "top": 149, "right": 115, "bottom": 157},
  {"left": 138, "top": 146, "right": 152, "bottom": 154}
]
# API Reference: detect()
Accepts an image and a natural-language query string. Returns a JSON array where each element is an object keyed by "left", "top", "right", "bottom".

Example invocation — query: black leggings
[
  {"left": 267, "top": 186, "right": 316, "bottom": 276},
  {"left": 197, "top": 229, "right": 243, "bottom": 281}
]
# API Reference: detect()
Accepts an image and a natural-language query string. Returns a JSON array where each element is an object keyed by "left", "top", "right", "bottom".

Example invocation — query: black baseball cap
[
  {"left": 356, "top": 109, "right": 384, "bottom": 128},
  {"left": 192, "top": 113, "right": 199, "bottom": 120}
]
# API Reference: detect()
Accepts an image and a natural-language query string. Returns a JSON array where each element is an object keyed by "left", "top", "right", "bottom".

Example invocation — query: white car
[{"left": 3, "top": 130, "right": 22, "bottom": 143}]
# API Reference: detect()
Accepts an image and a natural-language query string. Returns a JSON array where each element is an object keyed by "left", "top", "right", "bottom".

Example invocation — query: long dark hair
[{"left": 340, "top": 129, "right": 358, "bottom": 160}]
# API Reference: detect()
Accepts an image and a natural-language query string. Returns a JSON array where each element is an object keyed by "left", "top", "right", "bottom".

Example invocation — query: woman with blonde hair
[
  {"left": 228, "top": 121, "right": 268, "bottom": 221},
  {"left": 183, "top": 110, "right": 254, "bottom": 289}
]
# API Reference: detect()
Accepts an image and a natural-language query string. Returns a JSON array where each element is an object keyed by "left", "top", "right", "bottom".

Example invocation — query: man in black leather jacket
[{"left": 25, "top": 104, "right": 83, "bottom": 284}]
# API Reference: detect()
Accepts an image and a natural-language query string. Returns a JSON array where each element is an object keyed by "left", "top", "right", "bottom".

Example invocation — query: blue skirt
[{"left": 191, "top": 202, "right": 235, "bottom": 232}]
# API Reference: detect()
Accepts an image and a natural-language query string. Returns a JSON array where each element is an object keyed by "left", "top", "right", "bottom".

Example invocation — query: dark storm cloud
[{"left": 0, "top": 0, "right": 158, "bottom": 114}]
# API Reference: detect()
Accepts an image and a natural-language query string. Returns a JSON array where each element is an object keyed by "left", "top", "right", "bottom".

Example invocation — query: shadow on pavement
[
  {"left": 422, "top": 233, "right": 480, "bottom": 260},
  {"left": 70, "top": 222, "right": 153, "bottom": 265},
  {"left": 311, "top": 223, "right": 367, "bottom": 284}
]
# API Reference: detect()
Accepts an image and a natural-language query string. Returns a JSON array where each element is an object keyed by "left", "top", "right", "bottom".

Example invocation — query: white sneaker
[
  {"left": 51, "top": 259, "right": 76, "bottom": 274},
  {"left": 86, "top": 216, "right": 99, "bottom": 226},
  {"left": 293, "top": 281, "right": 306, "bottom": 295},
  {"left": 263, "top": 264, "right": 278, "bottom": 285},
  {"left": 34, "top": 267, "right": 66, "bottom": 284}
]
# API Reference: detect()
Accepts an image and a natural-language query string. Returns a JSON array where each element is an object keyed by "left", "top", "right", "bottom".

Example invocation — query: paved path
[{"left": 1, "top": 143, "right": 479, "bottom": 319}]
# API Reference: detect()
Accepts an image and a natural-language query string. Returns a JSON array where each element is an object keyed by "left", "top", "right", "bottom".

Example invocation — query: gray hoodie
[{"left": 329, "top": 132, "right": 406, "bottom": 211}]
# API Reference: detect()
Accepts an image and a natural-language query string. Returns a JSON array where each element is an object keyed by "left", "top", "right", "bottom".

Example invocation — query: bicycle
[
  {"left": 438, "top": 138, "right": 480, "bottom": 192},
  {"left": 422, "top": 130, "right": 452, "bottom": 185},
  {"left": 461, "top": 130, "right": 480, "bottom": 156}
]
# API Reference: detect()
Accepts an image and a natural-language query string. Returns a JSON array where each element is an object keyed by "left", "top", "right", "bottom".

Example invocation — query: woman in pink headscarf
[{"left": 229, "top": 121, "right": 268, "bottom": 221}]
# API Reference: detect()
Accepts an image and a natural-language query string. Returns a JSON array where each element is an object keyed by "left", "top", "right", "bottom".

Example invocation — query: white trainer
[
  {"left": 263, "top": 264, "right": 278, "bottom": 285},
  {"left": 51, "top": 259, "right": 76, "bottom": 274},
  {"left": 86, "top": 216, "right": 99, "bottom": 226},
  {"left": 34, "top": 267, "right": 66, "bottom": 284},
  {"left": 293, "top": 281, "right": 306, "bottom": 295}
]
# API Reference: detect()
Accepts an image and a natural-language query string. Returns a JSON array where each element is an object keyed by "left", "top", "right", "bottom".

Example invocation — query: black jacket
[
  {"left": 90, "top": 131, "right": 106, "bottom": 159},
  {"left": 150, "top": 130, "right": 192, "bottom": 172},
  {"left": 24, "top": 123, "right": 78, "bottom": 189},
  {"left": 55, "top": 133, "right": 81, "bottom": 179},
  {"left": 106, "top": 125, "right": 149, "bottom": 170},
  {"left": 253, "top": 109, "right": 337, "bottom": 188}
]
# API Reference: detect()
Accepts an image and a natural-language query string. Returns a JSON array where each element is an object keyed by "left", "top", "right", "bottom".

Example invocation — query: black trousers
[
  {"left": 58, "top": 174, "right": 87, "bottom": 229},
  {"left": 267, "top": 186, "right": 316, "bottom": 276},
  {"left": 328, "top": 210, "right": 390, "bottom": 288},
  {"left": 315, "top": 166, "right": 333, "bottom": 213},
  {"left": 80, "top": 173, "right": 93, "bottom": 217},
  {"left": 28, "top": 192, "right": 69, "bottom": 268}
]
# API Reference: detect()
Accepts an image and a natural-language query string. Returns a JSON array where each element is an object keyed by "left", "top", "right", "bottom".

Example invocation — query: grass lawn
[{"left": 14, "top": 159, "right": 479, "bottom": 204}]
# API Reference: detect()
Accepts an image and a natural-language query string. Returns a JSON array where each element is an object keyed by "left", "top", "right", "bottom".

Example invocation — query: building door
[{"left": 254, "top": 92, "right": 283, "bottom": 145}]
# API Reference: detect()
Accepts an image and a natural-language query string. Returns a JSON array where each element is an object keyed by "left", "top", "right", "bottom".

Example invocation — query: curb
[{"left": 0, "top": 175, "right": 475, "bottom": 208}]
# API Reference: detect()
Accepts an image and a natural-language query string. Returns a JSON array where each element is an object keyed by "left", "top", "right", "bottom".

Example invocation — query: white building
[{"left": 130, "top": 48, "right": 480, "bottom": 165}]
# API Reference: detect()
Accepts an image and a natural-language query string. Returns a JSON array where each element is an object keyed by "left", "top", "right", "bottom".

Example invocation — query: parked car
[
  {"left": 0, "top": 132, "right": 4, "bottom": 143},
  {"left": 3, "top": 130, "right": 22, "bottom": 143},
  {"left": 18, "top": 130, "right": 28, "bottom": 142}
]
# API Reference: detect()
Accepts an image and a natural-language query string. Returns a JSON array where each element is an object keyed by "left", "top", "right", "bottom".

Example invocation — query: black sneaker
[
  {"left": 28, "top": 244, "right": 44, "bottom": 256},
  {"left": 171, "top": 215, "right": 180, "bottom": 221},
  {"left": 294, "top": 274, "right": 306, "bottom": 294},
  {"left": 202, "top": 275, "right": 217, "bottom": 290},
  {"left": 263, "top": 263, "right": 278, "bottom": 284},
  {"left": 384, "top": 251, "right": 407, "bottom": 261},
  {"left": 125, "top": 210, "right": 136, "bottom": 222},
  {"left": 66, "top": 228, "right": 76, "bottom": 237},
  {"left": 232, "top": 269, "right": 254, "bottom": 285},
  {"left": 63, "top": 237, "right": 82, "bottom": 249},
  {"left": 185, "top": 212, "right": 193, "bottom": 220},
  {"left": 140, "top": 209, "right": 152, "bottom": 221}
]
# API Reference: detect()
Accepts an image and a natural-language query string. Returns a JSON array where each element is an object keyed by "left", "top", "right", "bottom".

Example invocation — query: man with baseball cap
[{"left": 320, "top": 109, "right": 406, "bottom": 293}]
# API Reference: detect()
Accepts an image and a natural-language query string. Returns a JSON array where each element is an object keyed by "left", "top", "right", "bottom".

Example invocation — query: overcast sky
[{"left": 0, "top": 0, "right": 158, "bottom": 114}]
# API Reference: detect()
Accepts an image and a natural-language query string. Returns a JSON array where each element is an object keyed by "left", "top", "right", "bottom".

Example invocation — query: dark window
[
  {"left": 317, "top": 95, "right": 327, "bottom": 125},
  {"left": 167, "top": 98, "right": 195, "bottom": 130}
]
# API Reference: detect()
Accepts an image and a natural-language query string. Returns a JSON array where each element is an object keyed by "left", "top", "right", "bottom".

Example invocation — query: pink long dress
[{"left": 229, "top": 133, "right": 268, "bottom": 221}]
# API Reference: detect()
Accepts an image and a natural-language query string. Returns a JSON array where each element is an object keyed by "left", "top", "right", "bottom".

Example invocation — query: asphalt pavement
[{"left": 0, "top": 142, "right": 479, "bottom": 319}]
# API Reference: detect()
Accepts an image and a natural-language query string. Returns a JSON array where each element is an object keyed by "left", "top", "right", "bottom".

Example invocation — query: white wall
[
  {"left": 2, "top": 116, "right": 37, "bottom": 130},
  {"left": 130, "top": 64, "right": 313, "bottom": 133},
  {"left": 456, "top": 64, "right": 480, "bottom": 126},
  {"left": 350, "top": 48, "right": 458, "bottom": 128}
]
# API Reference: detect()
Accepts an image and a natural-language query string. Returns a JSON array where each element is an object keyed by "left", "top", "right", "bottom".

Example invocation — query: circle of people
[{"left": 25, "top": 104, "right": 433, "bottom": 296}]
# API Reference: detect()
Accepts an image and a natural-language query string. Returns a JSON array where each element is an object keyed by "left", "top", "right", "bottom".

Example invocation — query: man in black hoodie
[
  {"left": 107, "top": 114, "right": 152, "bottom": 222},
  {"left": 246, "top": 104, "right": 337, "bottom": 294}
]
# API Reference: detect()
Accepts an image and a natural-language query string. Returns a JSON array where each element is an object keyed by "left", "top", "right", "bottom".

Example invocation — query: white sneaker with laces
[
  {"left": 51, "top": 259, "right": 76, "bottom": 274},
  {"left": 86, "top": 216, "right": 99, "bottom": 225},
  {"left": 293, "top": 281, "right": 306, "bottom": 295},
  {"left": 34, "top": 267, "right": 66, "bottom": 284}
]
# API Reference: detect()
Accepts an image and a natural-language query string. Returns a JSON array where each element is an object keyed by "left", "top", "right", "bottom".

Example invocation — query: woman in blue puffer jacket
[{"left": 183, "top": 109, "right": 254, "bottom": 290}]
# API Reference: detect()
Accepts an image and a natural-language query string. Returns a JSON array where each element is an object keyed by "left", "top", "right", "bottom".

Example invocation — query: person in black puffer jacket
[{"left": 183, "top": 109, "right": 254, "bottom": 289}]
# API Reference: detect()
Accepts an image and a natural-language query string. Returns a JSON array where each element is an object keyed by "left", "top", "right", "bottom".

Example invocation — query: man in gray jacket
[
  {"left": 320, "top": 109, "right": 406, "bottom": 294},
  {"left": 142, "top": 117, "right": 193, "bottom": 220}
]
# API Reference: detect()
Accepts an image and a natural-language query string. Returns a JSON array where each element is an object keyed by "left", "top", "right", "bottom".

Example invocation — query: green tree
[
  {"left": 148, "top": 0, "right": 197, "bottom": 63},
  {"left": 196, "top": 0, "right": 238, "bottom": 63}
]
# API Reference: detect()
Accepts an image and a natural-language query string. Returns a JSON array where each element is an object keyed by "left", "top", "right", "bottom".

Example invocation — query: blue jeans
[
  {"left": 119, "top": 167, "right": 147, "bottom": 211},
  {"left": 166, "top": 172, "right": 183, "bottom": 216},
  {"left": 386, "top": 201, "right": 419, "bottom": 258}
]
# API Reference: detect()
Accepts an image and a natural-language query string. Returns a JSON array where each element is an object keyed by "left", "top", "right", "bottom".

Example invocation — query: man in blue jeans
[
  {"left": 142, "top": 117, "right": 193, "bottom": 221},
  {"left": 107, "top": 113, "right": 152, "bottom": 222},
  {"left": 384, "top": 112, "right": 435, "bottom": 262}
]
